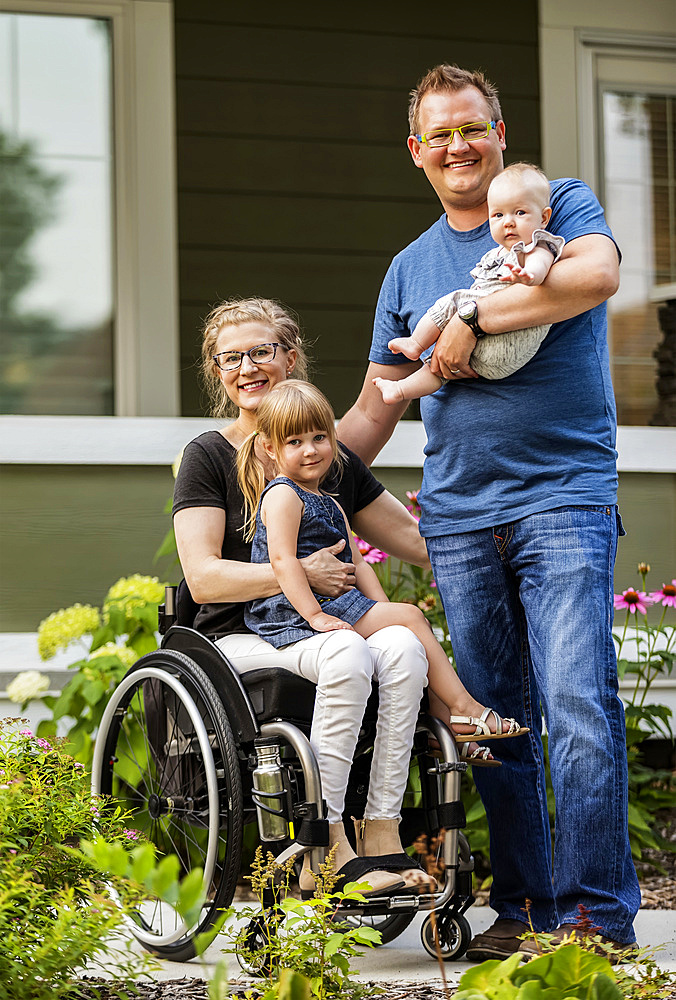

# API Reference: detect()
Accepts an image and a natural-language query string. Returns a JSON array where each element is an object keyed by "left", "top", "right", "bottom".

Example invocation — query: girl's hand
[{"left": 308, "top": 611, "right": 354, "bottom": 633}]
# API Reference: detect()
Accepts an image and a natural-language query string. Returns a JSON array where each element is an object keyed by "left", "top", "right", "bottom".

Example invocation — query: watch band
[{"left": 458, "top": 300, "right": 486, "bottom": 339}]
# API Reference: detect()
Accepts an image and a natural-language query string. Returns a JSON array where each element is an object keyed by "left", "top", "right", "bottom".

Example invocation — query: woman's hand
[
  {"left": 307, "top": 611, "right": 355, "bottom": 632},
  {"left": 300, "top": 540, "right": 356, "bottom": 596}
]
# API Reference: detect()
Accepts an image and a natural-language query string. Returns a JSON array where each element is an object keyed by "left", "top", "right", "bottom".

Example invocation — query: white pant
[{"left": 216, "top": 627, "right": 428, "bottom": 824}]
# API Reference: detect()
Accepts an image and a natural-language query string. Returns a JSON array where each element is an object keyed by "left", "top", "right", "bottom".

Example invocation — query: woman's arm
[
  {"left": 264, "top": 486, "right": 352, "bottom": 631},
  {"left": 174, "top": 506, "right": 280, "bottom": 604},
  {"left": 352, "top": 491, "right": 430, "bottom": 570}
]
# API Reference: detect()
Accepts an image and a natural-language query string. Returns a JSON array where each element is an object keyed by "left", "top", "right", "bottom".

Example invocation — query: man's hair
[
  {"left": 489, "top": 162, "right": 551, "bottom": 209},
  {"left": 408, "top": 64, "right": 502, "bottom": 136}
]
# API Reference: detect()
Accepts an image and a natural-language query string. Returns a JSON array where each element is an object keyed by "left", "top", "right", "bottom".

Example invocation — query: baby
[{"left": 374, "top": 162, "right": 565, "bottom": 404}]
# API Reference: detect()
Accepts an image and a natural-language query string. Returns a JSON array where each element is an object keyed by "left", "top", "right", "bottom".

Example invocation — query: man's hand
[
  {"left": 300, "top": 540, "right": 356, "bottom": 596},
  {"left": 428, "top": 316, "right": 479, "bottom": 380}
]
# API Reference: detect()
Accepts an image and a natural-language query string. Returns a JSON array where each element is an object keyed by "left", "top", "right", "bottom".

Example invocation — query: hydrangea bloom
[
  {"left": 37, "top": 603, "right": 101, "bottom": 660},
  {"left": 103, "top": 574, "right": 166, "bottom": 621},
  {"left": 353, "top": 536, "right": 388, "bottom": 564},
  {"left": 649, "top": 580, "right": 676, "bottom": 609},
  {"left": 614, "top": 589, "right": 651, "bottom": 615},
  {"left": 6, "top": 670, "right": 50, "bottom": 704},
  {"left": 89, "top": 642, "right": 138, "bottom": 669}
]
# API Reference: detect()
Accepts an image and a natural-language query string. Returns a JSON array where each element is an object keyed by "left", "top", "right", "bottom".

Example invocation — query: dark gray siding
[{"left": 174, "top": 2, "right": 540, "bottom": 417}]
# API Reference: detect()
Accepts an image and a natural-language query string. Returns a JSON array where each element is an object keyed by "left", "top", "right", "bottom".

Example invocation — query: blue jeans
[{"left": 426, "top": 505, "right": 640, "bottom": 943}]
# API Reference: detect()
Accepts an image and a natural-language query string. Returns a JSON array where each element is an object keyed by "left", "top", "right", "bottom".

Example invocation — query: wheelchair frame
[{"left": 91, "top": 587, "right": 475, "bottom": 965}]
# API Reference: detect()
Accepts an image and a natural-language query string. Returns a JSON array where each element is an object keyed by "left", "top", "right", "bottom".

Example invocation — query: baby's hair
[
  {"left": 200, "top": 297, "right": 311, "bottom": 418},
  {"left": 237, "top": 380, "right": 343, "bottom": 541},
  {"left": 489, "top": 162, "right": 551, "bottom": 209}
]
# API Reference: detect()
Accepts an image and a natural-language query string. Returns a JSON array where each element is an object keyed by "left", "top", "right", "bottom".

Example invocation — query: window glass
[
  {"left": 602, "top": 89, "right": 676, "bottom": 425},
  {"left": 0, "top": 13, "right": 114, "bottom": 415}
]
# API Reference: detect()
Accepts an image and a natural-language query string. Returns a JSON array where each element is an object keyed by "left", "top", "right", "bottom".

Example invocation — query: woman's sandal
[
  {"left": 459, "top": 742, "right": 501, "bottom": 768},
  {"left": 450, "top": 707, "right": 529, "bottom": 743},
  {"left": 299, "top": 857, "right": 406, "bottom": 901}
]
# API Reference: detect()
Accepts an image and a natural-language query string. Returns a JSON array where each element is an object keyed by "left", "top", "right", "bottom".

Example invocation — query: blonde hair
[
  {"left": 408, "top": 64, "right": 502, "bottom": 136},
  {"left": 489, "top": 162, "right": 551, "bottom": 211},
  {"left": 237, "top": 380, "right": 342, "bottom": 541},
  {"left": 200, "top": 297, "right": 311, "bottom": 417}
]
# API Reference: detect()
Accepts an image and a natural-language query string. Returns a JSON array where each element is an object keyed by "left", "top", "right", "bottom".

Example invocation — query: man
[{"left": 338, "top": 64, "right": 640, "bottom": 960}]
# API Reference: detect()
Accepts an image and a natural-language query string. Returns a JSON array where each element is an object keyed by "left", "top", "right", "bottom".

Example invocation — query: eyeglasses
[
  {"left": 415, "top": 121, "right": 497, "bottom": 148},
  {"left": 212, "top": 342, "right": 286, "bottom": 372}
]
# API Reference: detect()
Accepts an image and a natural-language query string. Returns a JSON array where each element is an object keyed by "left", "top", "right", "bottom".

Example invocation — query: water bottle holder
[{"left": 252, "top": 786, "right": 287, "bottom": 817}]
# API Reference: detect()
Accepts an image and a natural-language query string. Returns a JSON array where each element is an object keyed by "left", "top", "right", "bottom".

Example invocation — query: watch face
[{"left": 458, "top": 300, "right": 477, "bottom": 322}]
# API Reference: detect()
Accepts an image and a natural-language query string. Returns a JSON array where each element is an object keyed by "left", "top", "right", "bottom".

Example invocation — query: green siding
[
  {"left": 0, "top": 465, "right": 176, "bottom": 632},
  {"left": 174, "top": 0, "right": 540, "bottom": 418},
  {"left": 2, "top": 464, "right": 673, "bottom": 633}
]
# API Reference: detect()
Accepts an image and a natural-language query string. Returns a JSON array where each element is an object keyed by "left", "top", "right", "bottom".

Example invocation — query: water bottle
[{"left": 252, "top": 738, "right": 288, "bottom": 841}]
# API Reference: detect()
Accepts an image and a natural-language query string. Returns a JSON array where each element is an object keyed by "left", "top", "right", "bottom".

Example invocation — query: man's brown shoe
[
  {"left": 466, "top": 918, "right": 530, "bottom": 962},
  {"left": 518, "top": 923, "right": 638, "bottom": 964}
]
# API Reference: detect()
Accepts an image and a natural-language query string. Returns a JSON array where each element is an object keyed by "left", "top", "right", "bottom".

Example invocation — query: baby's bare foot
[
  {"left": 373, "top": 377, "right": 405, "bottom": 405},
  {"left": 388, "top": 336, "right": 422, "bottom": 361}
]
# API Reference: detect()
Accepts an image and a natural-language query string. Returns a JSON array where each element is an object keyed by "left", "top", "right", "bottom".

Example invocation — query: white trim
[
  {"left": 1, "top": 415, "right": 675, "bottom": 471},
  {"left": 0, "top": 0, "right": 179, "bottom": 416}
]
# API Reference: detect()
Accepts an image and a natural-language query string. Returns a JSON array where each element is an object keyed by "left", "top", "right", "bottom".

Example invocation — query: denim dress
[{"left": 245, "top": 477, "right": 376, "bottom": 648}]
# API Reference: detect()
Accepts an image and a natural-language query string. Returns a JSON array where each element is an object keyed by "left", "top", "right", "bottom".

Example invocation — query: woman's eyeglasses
[{"left": 212, "top": 343, "right": 286, "bottom": 372}]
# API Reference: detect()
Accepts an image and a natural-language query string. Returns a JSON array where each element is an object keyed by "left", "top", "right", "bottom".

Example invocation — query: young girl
[
  {"left": 373, "top": 162, "right": 566, "bottom": 404},
  {"left": 237, "top": 380, "right": 529, "bottom": 767}
]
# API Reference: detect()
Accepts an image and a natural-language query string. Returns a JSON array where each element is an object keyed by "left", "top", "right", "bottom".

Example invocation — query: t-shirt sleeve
[
  {"left": 370, "top": 264, "right": 415, "bottom": 367},
  {"left": 334, "top": 444, "right": 385, "bottom": 521},
  {"left": 172, "top": 437, "right": 227, "bottom": 516},
  {"left": 549, "top": 178, "right": 620, "bottom": 261}
]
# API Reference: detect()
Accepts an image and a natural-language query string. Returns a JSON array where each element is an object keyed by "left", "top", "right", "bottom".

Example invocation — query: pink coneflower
[
  {"left": 614, "top": 589, "right": 651, "bottom": 615},
  {"left": 649, "top": 581, "right": 676, "bottom": 608},
  {"left": 405, "top": 490, "right": 421, "bottom": 520},
  {"left": 353, "top": 536, "right": 388, "bottom": 564}
]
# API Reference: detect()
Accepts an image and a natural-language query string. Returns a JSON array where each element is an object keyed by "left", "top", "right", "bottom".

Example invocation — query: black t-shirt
[{"left": 172, "top": 431, "right": 385, "bottom": 638}]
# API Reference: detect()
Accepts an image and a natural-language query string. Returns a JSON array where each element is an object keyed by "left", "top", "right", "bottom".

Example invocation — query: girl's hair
[
  {"left": 200, "top": 297, "right": 311, "bottom": 417},
  {"left": 237, "top": 380, "right": 342, "bottom": 541}
]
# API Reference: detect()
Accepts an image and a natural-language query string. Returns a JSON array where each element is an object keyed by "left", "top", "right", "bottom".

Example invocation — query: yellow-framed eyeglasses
[{"left": 415, "top": 121, "right": 497, "bottom": 148}]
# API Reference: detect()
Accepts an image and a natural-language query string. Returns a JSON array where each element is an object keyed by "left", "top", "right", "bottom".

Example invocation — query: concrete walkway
[{"left": 131, "top": 905, "right": 676, "bottom": 991}]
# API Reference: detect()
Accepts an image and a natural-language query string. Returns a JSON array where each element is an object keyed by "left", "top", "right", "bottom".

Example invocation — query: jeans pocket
[{"left": 616, "top": 506, "right": 627, "bottom": 537}]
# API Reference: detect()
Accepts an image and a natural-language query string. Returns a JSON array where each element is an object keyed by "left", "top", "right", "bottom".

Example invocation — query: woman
[{"left": 173, "top": 297, "right": 431, "bottom": 895}]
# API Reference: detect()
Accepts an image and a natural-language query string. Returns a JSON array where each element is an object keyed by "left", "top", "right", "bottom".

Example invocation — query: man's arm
[
  {"left": 430, "top": 234, "right": 619, "bottom": 380},
  {"left": 337, "top": 359, "right": 419, "bottom": 465}
]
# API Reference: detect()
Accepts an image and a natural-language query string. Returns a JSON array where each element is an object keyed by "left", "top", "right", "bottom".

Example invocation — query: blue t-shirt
[{"left": 369, "top": 178, "right": 619, "bottom": 536}]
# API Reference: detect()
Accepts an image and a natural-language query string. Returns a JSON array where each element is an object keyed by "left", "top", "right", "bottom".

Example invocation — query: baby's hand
[
  {"left": 498, "top": 262, "right": 537, "bottom": 285},
  {"left": 308, "top": 611, "right": 354, "bottom": 633}
]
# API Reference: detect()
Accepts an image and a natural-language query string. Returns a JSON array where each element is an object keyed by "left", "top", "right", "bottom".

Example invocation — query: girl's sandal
[
  {"left": 451, "top": 707, "right": 529, "bottom": 743},
  {"left": 460, "top": 742, "right": 501, "bottom": 768}
]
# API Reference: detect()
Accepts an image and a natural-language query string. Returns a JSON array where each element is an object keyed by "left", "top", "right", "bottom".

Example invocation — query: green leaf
[
  {"left": 176, "top": 867, "right": 206, "bottom": 926},
  {"left": 277, "top": 968, "right": 311, "bottom": 1000},
  {"left": 324, "top": 932, "right": 344, "bottom": 957},
  {"left": 130, "top": 843, "right": 157, "bottom": 884},
  {"left": 207, "top": 958, "right": 230, "bottom": 1000},
  {"left": 590, "top": 973, "right": 623, "bottom": 1000}
]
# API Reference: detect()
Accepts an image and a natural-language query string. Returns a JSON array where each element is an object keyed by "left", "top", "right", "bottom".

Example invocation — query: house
[{"left": 1, "top": 0, "right": 674, "bottom": 678}]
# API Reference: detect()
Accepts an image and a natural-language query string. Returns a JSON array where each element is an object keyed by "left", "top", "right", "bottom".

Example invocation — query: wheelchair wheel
[
  {"left": 92, "top": 650, "right": 243, "bottom": 961},
  {"left": 420, "top": 911, "right": 471, "bottom": 961},
  {"left": 335, "top": 910, "right": 414, "bottom": 945}
]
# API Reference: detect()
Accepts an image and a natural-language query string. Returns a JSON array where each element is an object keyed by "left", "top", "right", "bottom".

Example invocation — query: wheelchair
[{"left": 91, "top": 584, "right": 476, "bottom": 965}]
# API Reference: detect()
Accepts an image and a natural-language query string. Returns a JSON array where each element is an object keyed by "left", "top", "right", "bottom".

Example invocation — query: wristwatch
[{"left": 457, "top": 299, "right": 486, "bottom": 339}]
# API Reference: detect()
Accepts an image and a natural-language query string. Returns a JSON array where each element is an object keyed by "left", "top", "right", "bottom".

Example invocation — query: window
[
  {"left": 0, "top": 11, "right": 114, "bottom": 414},
  {"left": 601, "top": 87, "right": 676, "bottom": 425}
]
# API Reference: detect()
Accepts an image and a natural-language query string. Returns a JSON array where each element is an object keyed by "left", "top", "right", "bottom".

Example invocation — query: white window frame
[
  {"left": 538, "top": 0, "right": 676, "bottom": 466},
  {"left": 0, "top": 0, "right": 179, "bottom": 416}
]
